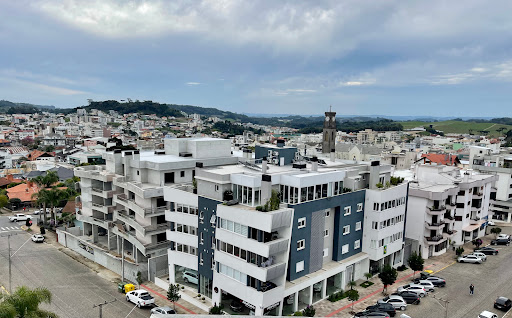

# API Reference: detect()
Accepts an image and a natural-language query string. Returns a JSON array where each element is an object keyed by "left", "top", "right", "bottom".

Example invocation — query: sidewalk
[
  {"left": 26, "top": 225, "right": 207, "bottom": 315},
  {"left": 315, "top": 234, "right": 495, "bottom": 317}
]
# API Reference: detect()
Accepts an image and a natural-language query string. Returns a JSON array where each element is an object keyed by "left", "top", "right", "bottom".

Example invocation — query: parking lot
[{"left": 394, "top": 227, "right": 512, "bottom": 318}]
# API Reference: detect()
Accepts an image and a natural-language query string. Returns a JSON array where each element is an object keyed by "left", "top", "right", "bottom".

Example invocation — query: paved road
[
  {"left": 404, "top": 226, "right": 512, "bottom": 318},
  {"left": 0, "top": 216, "right": 151, "bottom": 318}
]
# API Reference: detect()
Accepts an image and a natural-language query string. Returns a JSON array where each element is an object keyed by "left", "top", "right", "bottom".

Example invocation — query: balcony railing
[
  {"left": 144, "top": 206, "right": 167, "bottom": 215},
  {"left": 116, "top": 193, "right": 128, "bottom": 202},
  {"left": 144, "top": 223, "right": 169, "bottom": 234},
  {"left": 425, "top": 235, "right": 444, "bottom": 242},
  {"left": 429, "top": 205, "right": 446, "bottom": 211}
]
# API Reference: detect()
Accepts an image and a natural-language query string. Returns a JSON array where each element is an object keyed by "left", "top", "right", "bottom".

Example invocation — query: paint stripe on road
[
  {"left": 140, "top": 284, "right": 196, "bottom": 314},
  {"left": 1, "top": 285, "right": 9, "bottom": 295},
  {"left": 433, "top": 261, "right": 456, "bottom": 274}
]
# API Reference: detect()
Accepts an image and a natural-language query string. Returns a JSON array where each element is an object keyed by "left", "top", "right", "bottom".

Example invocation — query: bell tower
[{"left": 322, "top": 106, "right": 336, "bottom": 153}]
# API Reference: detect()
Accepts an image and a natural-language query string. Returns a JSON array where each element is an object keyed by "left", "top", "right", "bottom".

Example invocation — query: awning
[{"left": 462, "top": 221, "right": 484, "bottom": 232}]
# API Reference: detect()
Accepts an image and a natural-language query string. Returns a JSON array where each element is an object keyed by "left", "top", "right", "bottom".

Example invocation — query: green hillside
[{"left": 399, "top": 120, "right": 512, "bottom": 137}]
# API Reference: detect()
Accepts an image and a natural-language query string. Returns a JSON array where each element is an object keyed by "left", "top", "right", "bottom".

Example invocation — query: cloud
[
  {"left": 186, "top": 82, "right": 201, "bottom": 86},
  {"left": 0, "top": 77, "right": 87, "bottom": 95}
]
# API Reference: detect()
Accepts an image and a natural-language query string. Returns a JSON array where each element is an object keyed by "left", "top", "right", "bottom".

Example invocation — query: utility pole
[
  {"left": 8, "top": 234, "right": 11, "bottom": 294},
  {"left": 433, "top": 294, "right": 449, "bottom": 318},
  {"left": 93, "top": 299, "right": 116, "bottom": 318}
]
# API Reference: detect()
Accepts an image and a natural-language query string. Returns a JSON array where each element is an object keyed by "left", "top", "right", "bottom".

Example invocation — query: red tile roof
[
  {"left": 421, "top": 153, "right": 461, "bottom": 166},
  {"left": 27, "top": 150, "right": 55, "bottom": 161}
]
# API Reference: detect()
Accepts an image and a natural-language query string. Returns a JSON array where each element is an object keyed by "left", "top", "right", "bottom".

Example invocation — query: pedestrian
[{"left": 470, "top": 284, "right": 474, "bottom": 295}]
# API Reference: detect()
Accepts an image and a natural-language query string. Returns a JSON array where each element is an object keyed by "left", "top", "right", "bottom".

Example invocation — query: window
[
  {"left": 343, "top": 225, "right": 350, "bottom": 235},
  {"left": 200, "top": 232, "right": 204, "bottom": 244},
  {"left": 298, "top": 217, "right": 306, "bottom": 229},
  {"left": 199, "top": 253, "right": 203, "bottom": 265},
  {"left": 344, "top": 206, "right": 351, "bottom": 216},
  {"left": 372, "top": 221, "right": 377, "bottom": 230},
  {"left": 355, "top": 221, "right": 362, "bottom": 231},
  {"left": 354, "top": 240, "right": 360, "bottom": 249},
  {"left": 297, "top": 239, "right": 305, "bottom": 251},
  {"left": 137, "top": 170, "right": 140, "bottom": 175},
  {"left": 325, "top": 210, "right": 330, "bottom": 217},
  {"left": 324, "top": 229, "right": 329, "bottom": 237},
  {"left": 357, "top": 203, "right": 363, "bottom": 212},
  {"left": 342, "top": 244, "right": 349, "bottom": 254},
  {"left": 180, "top": 171, "right": 185, "bottom": 178},
  {"left": 215, "top": 185, "right": 219, "bottom": 192},
  {"left": 296, "top": 261, "right": 304, "bottom": 273},
  {"left": 323, "top": 248, "right": 329, "bottom": 257}
]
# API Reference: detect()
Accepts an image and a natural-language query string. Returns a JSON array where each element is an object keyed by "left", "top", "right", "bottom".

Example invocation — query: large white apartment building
[
  {"left": 162, "top": 141, "right": 407, "bottom": 316},
  {"left": 469, "top": 146, "right": 512, "bottom": 223},
  {"left": 406, "top": 165, "right": 496, "bottom": 259}
]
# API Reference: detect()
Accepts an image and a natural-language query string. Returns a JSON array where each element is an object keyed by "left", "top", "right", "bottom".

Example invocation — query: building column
[
  {"left": 321, "top": 278, "right": 327, "bottom": 299},
  {"left": 116, "top": 236, "right": 121, "bottom": 254},
  {"left": 92, "top": 224, "right": 98, "bottom": 243},
  {"left": 508, "top": 213, "right": 511, "bottom": 223},
  {"left": 277, "top": 302, "right": 284, "bottom": 316},
  {"left": 254, "top": 305, "right": 264, "bottom": 317},
  {"left": 293, "top": 292, "right": 299, "bottom": 312},
  {"left": 308, "top": 285, "right": 313, "bottom": 306}
]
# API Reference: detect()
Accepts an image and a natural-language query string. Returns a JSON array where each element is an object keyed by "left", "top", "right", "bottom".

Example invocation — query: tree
[
  {"left": 0, "top": 286, "right": 57, "bottom": 318},
  {"left": 45, "top": 188, "right": 69, "bottom": 226},
  {"left": 44, "top": 145, "right": 55, "bottom": 152},
  {"left": 32, "top": 189, "right": 49, "bottom": 226},
  {"left": 166, "top": 284, "right": 181, "bottom": 310},
  {"left": 0, "top": 194, "right": 8, "bottom": 211},
  {"left": 136, "top": 271, "right": 143, "bottom": 288},
  {"left": 491, "top": 227, "right": 502, "bottom": 239},
  {"left": 364, "top": 272, "right": 373, "bottom": 282},
  {"left": 472, "top": 238, "right": 483, "bottom": 249},
  {"left": 407, "top": 251, "right": 424, "bottom": 279},
  {"left": 378, "top": 265, "right": 398, "bottom": 294},
  {"left": 302, "top": 305, "right": 315, "bottom": 317},
  {"left": 9, "top": 198, "right": 21, "bottom": 210},
  {"left": 345, "top": 289, "right": 359, "bottom": 314},
  {"left": 347, "top": 280, "right": 357, "bottom": 290},
  {"left": 456, "top": 246, "right": 464, "bottom": 256}
]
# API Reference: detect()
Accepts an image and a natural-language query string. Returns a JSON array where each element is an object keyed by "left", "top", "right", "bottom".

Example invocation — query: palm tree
[
  {"left": 46, "top": 188, "right": 69, "bottom": 227},
  {"left": 0, "top": 286, "right": 58, "bottom": 318},
  {"left": 32, "top": 189, "right": 50, "bottom": 226}
]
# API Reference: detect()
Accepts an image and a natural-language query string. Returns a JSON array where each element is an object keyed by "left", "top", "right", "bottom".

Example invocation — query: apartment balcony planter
[
  {"left": 425, "top": 222, "right": 445, "bottom": 230},
  {"left": 426, "top": 206, "right": 446, "bottom": 215}
]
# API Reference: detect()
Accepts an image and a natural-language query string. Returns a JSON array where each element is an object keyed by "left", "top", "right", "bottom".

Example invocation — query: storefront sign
[{"left": 265, "top": 302, "right": 280, "bottom": 311}]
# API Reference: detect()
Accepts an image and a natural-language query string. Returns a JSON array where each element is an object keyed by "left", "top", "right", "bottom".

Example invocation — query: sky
[{"left": 1, "top": 0, "right": 512, "bottom": 117}]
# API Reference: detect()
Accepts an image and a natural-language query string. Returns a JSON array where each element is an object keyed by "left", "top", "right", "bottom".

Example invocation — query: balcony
[
  {"left": 91, "top": 187, "right": 115, "bottom": 199},
  {"left": 75, "top": 165, "right": 113, "bottom": 182},
  {"left": 425, "top": 222, "right": 445, "bottom": 230},
  {"left": 114, "top": 177, "right": 163, "bottom": 199},
  {"left": 443, "top": 230, "right": 457, "bottom": 238},
  {"left": 426, "top": 206, "right": 446, "bottom": 215},
  {"left": 216, "top": 204, "right": 293, "bottom": 233},
  {"left": 470, "top": 217, "right": 481, "bottom": 225},
  {"left": 77, "top": 214, "right": 110, "bottom": 228},
  {"left": 143, "top": 223, "right": 169, "bottom": 235},
  {"left": 214, "top": 251, "right": 287, "bottom": 283},
  {"left": 473, "top": 192, "right": 483, "bottom": 198},
  {"left": 116, "top": 211, "right": 145, "bottom": 234},
  {"left": 424, "top": 235, "right": 447, "bottom": 245},
  {"left": 216, "top": 228, "right": 289, "bottom": 259},
  {"left": 443, "top": 215, "right": 454, "bottom": 221},
  {"left": 91, "top": 202, "right": 115, "bottom": 214}
]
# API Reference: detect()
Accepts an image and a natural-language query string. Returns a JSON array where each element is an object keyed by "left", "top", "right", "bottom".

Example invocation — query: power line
[{"left": 93, "top": 299, "right": 117, "bottom": 318}]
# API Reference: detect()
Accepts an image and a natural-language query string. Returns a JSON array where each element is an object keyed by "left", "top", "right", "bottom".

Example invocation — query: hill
[
  {"left": 0, "top": 100, "right": 55, "bottom": 114},
  {"left": 399, "top": 120, "right": 512, "bottom": 137}
]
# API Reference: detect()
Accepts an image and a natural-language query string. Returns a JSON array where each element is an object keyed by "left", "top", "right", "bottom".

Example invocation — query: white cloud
[
  {"left": 0, "top": 77, "right": 87, "bottom": 95},
  {"left": 186, "top": 82, "right": 201, "bottom": 86}
]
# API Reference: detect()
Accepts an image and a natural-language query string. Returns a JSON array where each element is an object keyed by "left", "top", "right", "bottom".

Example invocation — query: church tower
[{"left": 322, "top": 107, "right": 336, "bottom": 153}]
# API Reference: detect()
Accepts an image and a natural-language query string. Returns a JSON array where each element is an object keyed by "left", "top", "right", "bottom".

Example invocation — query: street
[
  {"left": 0, "top": 215, "right": 151, "bottom": 318},
  {"left": 404, "top": 226, "right": 512, "bottom": 318}
]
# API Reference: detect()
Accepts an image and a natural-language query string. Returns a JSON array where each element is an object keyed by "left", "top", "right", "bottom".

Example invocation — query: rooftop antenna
[{"left": 329, "top": 105, "right": 332, "bottom": 112}]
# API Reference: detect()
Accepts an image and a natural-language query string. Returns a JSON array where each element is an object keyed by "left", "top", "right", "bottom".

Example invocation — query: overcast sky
[{"left": 1, "top": 0, "right": 512, "bottom": 116}]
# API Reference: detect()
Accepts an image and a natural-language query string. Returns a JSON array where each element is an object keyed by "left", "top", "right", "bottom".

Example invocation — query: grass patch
[
  {"left": 398, "top": 120, "right": 512, "bottom": 137},
  {"left": 360, "top": 281, "right": 374, "bottom": 288}
]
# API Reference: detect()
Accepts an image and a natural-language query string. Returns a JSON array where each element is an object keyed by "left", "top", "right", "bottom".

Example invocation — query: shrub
[
  {"left": 209, "top": 304, "right": 224, "bottom": 315},
  {"left": 327, "top": 290, "right": 345, "bottom": 302},
  {"left": 397, "top": 265, "right": 408, "bottom": 271},
  {"left": 376, "top": 183, "right": 384, "bottom": 188},
  {"left": 360, "top": 281, "right": 374, "bottom": 288},
  {"left": 302, "top": 305, "right": 315, "bottom": 317},
  {"left": 293, "top": 311, "right": 303, "bottom": 316},
  {"left": 342, "top": 187, "right": 352, "bottom": 193},
  {"left": 456, "top": 246, "right": 464, "bottom": 256},
  {"left": 255, "top": 206, "right": 263, "bottom": 211}
]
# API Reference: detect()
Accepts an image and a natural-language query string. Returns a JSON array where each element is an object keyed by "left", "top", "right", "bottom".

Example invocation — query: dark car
[
  {"left": 494, "top": 297, "right": 512, "bottom": 311},
  {"left": 230, "top": 299, "right": 244, "bottom": 312},
  {"left": 475, "top": 246, "right": 499, "bottom": 255},
  {"left": 414, "top": 276, "right": 446, "bottom": 287},
  {"left": 366, "top": 303, "right": 396, "bottom": 317},
  {"left": 392, "top": 291, "right": 421, "bottom": 305},
  {"left": 354, "top": 310, "right": 391, "bottom": 318},
  {"left": 491, "top": 238, "right": 511, "bottom": 246}
]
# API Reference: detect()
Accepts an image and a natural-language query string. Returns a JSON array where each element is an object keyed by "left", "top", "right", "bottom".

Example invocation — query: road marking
[
  {"left": 0, "top": 285, "right": 9, "bottom": 295},
  {"left": 433, "top": 261, "right": 457, "bottom": 274}
]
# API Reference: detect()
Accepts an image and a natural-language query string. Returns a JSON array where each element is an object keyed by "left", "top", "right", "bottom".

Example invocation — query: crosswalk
[{"left": 0, "top": 226, "right": 20, "bottom": 232}]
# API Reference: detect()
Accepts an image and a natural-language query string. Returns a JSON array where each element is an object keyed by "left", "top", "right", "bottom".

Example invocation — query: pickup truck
[
  {"left": 8, "top": 214, "right": 32, "bottom": 222},
  {"left": 126, "top": 289, "right": 155, "bottom": 308}
]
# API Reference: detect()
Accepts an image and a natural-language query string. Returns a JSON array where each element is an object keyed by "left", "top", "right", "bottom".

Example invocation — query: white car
[
  {"left": 378, "top": 295, "right": 408, "bottom": 310},
  {"left": 397, "top": 284, "right": 427, "bottom": 297},
  {"left": 126, "top": 289, "right": 155, "bottom": 308},
  {"left": 31, "top": 234, "right": 44, "bottom": 243},
  {"left": 183, "top": 270, "right": 198, "bottom": 284},
  {"left": 150, "top": 306, "right": 176, "bottom": 317},
  {"left": 413, "top": 280, "right": 435, "bottom": 292},
  {"left": 8, "top": 214, "right": 32, "bottom": 222},
  {"left": 497, "top": 234, "right": 510, "bottom": 240},
  {"left": 470, "top": 252, "right": 487, "bottom": 261},
  {"left": 457, "top": 254, "right": 483, "bottom": 264},
  {"left": 487, "top": 220, "right": 496, "bottom": 226},
  {"left": 479, "top": 310, "right": 498, "bottom": 318}
]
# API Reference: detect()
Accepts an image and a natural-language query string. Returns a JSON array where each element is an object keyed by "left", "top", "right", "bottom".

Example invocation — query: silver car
[
  {"left": 378, "top": 295, "right": 408, "bottom": 310},
  {"left": 457, "top": 254, "right": 483, "bottom": 264}
]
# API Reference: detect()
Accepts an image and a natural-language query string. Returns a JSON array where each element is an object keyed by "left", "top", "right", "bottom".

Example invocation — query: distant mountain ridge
[{"left": 0, "top": 100, "right": 55, "bottom": 113}]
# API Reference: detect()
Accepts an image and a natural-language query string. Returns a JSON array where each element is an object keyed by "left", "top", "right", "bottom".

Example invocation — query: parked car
[
  {"left": 150, "top": 306, "right": 176, "bottom": 317},
  {"left": 474, "top": 246, "right": 499, "bottom": 255},
  {"left": 494, "top": 297, "right": 512, "bottom": 311},
  {"left": 412, "top": 280, "right": 435, "bottom": 292},
  {"left": 31, "top": 234, "right": 44, "bottom": 243},
  {"left": 183, "top": 270, "right": 199, "bottom": 284},
  {"left": 126, "top": 289, "right": 155, "bottom": 308},
  {"left": 391, "top": 291, "right": 420, "bottom": 305},
  {"left": 354, "top": 311, "right": 390, "bottom": 318},
  {"left": 8, "top": 214, "right": 32, "bottom": 222},
  {"left": 230, "top": 299, "right": 244, "bottom": 312},
  {"left": 470, "top": 252, "right": 487, "bottom": 261},
  {"left": 491, "top": 238, "right": 511, "bottom": 246},
  {"left": 457, "top": 254, "right": 483, "bottom": 263},
  {"left": 397, "top": 284, "right": 427, "bottom": 297},
  {"left": 413, "top": 276, "right": 446, "bottom": 287},
  {"left": 378, "top": 295, "right": 407, "bottom": 310},
  {"left": 366, "top": 303, "right": 396, "bottom": 317},
  {"left": 497, "top": 234, "right": 510, "bottom": 240},
  {"left": 487, "top": 220, "right": 496, "bottom": 226},
  {"left": 479, "top": 311, "right": 498, "bottom": 318}
]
